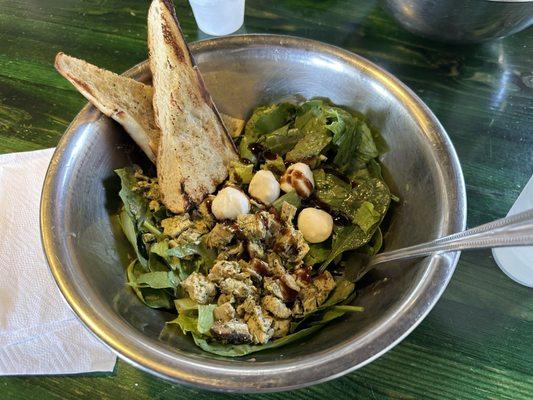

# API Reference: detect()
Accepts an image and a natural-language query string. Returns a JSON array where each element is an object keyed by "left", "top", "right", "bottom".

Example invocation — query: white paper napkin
[{"left": 0, "top": 148, "right": 117, "bottom": 375}]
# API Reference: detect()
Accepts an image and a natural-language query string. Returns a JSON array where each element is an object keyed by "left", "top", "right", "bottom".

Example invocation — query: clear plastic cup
[{"left": 189, "top": 0, "right": 245, "bottom": 36}]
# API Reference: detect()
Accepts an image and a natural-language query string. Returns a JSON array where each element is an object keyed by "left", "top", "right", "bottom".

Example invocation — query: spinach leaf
[
  {"left": 167, "top": 243, "right": 201, "bottom": 258},
  {"left": 133, "top": 271, "right": 179, "bottom": 289},
  {"left": 115, "top": 167, "right": 148, "bottom": 224},
  {"left": 322, "top": 279, "right": 355, "bottom": 308},
  {"left": 304, "top": 243, "right": 330, "bottom": 265},
  {"left": 119, "top": 208, "right": 148, "bottom": 267},
  {"left": 332, "top": 305, "right": 364, "bottom": 313},
  {"left": 363, "top": 227, "right": 383, "bottom": 256},
  {"left": 307, "top": 308, "right": 346, "bottom": 326},
  {"left": 197, "top": 304, "right": 217, "bottom": 334},
  {"left": 315, "top": 170, "right": 391, "bottom": 230},
  {"left": 149, "top": 240, "right": 169, "bottom": 259},
  {"left": 140, "top": 289, "right": 173, "bottom": 309},
  {"left": 126, "top": 260, "right": 172, "bottom": 308},
  {"left": 291, "top": 279, "right": 355, "bottom": 331},
  {"left": 320, "top": 225, "right": 371, "bottom": 271},
  {"left": 168, "top": 313, "right": 199, "bottom": 335},
  {"left": 192, "top": 324, "right": 324, "bottom": 357},
  {"left": 318, "top": 176, "right": 392, "bottom": 265},
  {"left": 190, "top": 290, "right": 357, "bottom": 357},
  {"left": 348, "top": 159, "right": 383, "bottom": 181},
  {"left": 313, "top": 169, "right": 352, "bottom": 210},
  {"left": 272, "top": 191, "right": 301, "bottom": 212},
  {"left": 147, "top": 251, "right": 171, "bottom": 272},
  {"left": 352, "top": 178, "right": 391, "bottom": 217}
]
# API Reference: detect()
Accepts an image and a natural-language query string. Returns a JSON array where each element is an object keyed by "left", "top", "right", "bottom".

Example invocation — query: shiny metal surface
[
  {"left": 381, "top": 0, "right": 533, "bottom": 43},
  {"left": 40, "top": 34, "right": 466, "bottom": 392},
  {"left": 357, "top": 209, "right": 533, "bottom": 279}
]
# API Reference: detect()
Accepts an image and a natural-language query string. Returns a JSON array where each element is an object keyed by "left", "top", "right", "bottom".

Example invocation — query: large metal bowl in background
[
  {"left": 381, "top": 0, "right": 533, "bottom": 43},
  {"left": 41, "top": 35, "right": 466, "bottom": 392}
]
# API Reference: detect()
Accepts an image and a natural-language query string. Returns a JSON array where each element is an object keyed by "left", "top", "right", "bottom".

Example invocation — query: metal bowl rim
[{"left": 40, "top": 33, "right": 467, "bottom": 393}]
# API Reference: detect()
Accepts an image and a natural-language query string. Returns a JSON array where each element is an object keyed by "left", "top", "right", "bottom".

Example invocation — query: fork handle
[{"left": 366, "top": 209, "right": 533, "bottom": 269}]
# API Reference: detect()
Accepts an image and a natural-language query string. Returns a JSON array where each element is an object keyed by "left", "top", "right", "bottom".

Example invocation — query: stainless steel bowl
[
  {"left": 381, "top": 0, "right": 533, "bottom": 43},
  {"left": 41, "top": 34, "right": 466, "bottom": 392}
]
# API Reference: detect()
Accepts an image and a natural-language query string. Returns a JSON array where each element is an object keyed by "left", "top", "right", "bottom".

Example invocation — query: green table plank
[{"left": 0, "top": 0, "right": 531, "bottom": 399}]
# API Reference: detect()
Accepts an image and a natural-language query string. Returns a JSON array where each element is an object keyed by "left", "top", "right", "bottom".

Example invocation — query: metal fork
[{"left": 355, "top": 209, "right": 533, "bottom": 281}]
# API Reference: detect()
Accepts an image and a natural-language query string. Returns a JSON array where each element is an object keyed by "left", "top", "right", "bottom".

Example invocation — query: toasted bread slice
[
  {"left": 55, "top": 53, "right": 243, "bottom": 163},
  {"left": 55, "top": 53, "right": 160, "bottom": 162},
  {"left": 148, "top": 0, "right": 238, "bottom": 213}
]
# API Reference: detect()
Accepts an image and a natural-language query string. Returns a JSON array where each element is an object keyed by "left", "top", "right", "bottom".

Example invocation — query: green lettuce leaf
[
  {"left": 250, "top": 103, "right": 296, "bottom": 135},
  {"left": 197, "top": 304, "right": 217, "bottom": 334},
  {"left": 272, "top": 191, "right": 301, "bottom": 212},
  {"left": 174, "top": 298, "right": 198, "bottom": 312},
  {"left": 284, "top": 100, "right": 333, "bottom": 163},
  {"left": 357, "top": 122, "right": 379, "bottom": 162},
  {"left": 258, "top": 125, "right": 303, "bottom": 155},
  {"left": 286, "top": 121, "right": 331, "bottom": 163},
  {"left": 239, "top": 103, "right": 296, "bottom": 161},
  {"left": 325, "top": 107, "right": 360, "bottom": 172},
  {"left": 228, "top": 161, "right": 254, "bottom": 184},
  {"left": 260, "top": 154, "right": 286, "bottom": 177},
  {"left": 354, "top": 201, "right": 381, "bottom": 233}
]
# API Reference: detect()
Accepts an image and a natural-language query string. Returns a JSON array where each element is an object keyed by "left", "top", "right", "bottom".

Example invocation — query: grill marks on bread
[{"left": 148, "top": 0, "right": 237, "bottom": 213}]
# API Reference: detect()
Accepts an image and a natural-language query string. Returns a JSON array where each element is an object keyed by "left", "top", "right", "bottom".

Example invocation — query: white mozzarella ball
[
  {"left": 280, "top": 162, "right": 315, "bottom": 198},
  {"left": 248, "top": 170, "right": 280, "bottom": 205},
  {"left": 297, "top": 207, "right": 333, "bottom": 243},
  {"left": 211, "top": 187, "right": 250, "bottom": 220}
]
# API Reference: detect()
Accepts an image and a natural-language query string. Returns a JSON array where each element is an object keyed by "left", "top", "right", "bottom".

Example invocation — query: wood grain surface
[{"left": 0, "top": 0, "right": 532, "bottom": 399}]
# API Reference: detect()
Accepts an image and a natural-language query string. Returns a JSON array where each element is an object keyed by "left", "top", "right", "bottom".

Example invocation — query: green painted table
[{"left": 1, "top": 0, "right": 532, "bottom": 398}]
